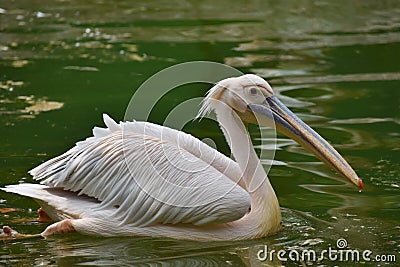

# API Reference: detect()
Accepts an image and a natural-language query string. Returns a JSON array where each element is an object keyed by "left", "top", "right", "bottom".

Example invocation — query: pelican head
[{"left": 204, "top": 74, "right": 363, "bottom": 191}]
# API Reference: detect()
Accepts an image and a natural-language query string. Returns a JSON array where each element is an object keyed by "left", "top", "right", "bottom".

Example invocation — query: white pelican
[{"left": 2, "top": 74, "right": 363, "bottom": 241}]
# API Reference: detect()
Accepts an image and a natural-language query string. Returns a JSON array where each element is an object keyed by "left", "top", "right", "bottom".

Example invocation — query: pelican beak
[{"left": 248, "top": 96, "right": 363, "bottom": 192}]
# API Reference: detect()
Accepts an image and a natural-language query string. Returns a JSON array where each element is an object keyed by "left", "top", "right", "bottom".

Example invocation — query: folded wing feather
[{"left": 29, "top": 114, "right": 250, "bottom": 227}]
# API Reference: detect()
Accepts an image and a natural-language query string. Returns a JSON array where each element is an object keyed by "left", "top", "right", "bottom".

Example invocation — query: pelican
[{"left": 2, "top": 74, "right": 363, "bottom": 241}]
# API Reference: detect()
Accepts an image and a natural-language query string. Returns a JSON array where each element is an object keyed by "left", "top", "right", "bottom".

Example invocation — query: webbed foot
[
  {"left": 1, "top": 226, "right": 17, "bottom": 239},
  {"left": 38, "top": 208, "right": 53, "bottom": 223},
  {"left": 1, "top": 226, "right": 40, "bottom": 240},
  {"left": 41, "top": 219, "right": 75, "bottom": 237}
]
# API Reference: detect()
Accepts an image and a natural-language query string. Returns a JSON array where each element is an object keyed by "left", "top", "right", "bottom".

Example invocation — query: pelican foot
[
  {"left": 37, "top": 208, "right": 53, "bottom": 223},
  {"left": 1, "top": 226, "right": 41, "bottom": 240},
  {"left": 41, "top": 219, "right": 75, "bottom": 237},
  {"left": 1, "top": 226, "right": 17, "bottom": 239}
]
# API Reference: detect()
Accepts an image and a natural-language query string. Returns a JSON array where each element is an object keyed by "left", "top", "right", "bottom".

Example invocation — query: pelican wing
[{"left": 30, "top": 114, "right": 250, "bottom": 226}]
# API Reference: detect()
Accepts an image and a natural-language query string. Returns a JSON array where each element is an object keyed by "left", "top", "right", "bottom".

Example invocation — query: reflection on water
[
  {"left": 0, "top": 209, "right": 321, "bottom": 266},
  {"left": 1, "top": 0, "right": 399, "bottom": 266}
]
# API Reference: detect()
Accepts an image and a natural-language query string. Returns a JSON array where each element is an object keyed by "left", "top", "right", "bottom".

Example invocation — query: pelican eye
[
  {"left": 244, "top": 86, "right": 265, "bottom": 104},
  {"left": 245, "top": 86, "right": 261, "bottom": 97},
  {"left": 250, "top": 87, "right": 258, "bottom": 95}
]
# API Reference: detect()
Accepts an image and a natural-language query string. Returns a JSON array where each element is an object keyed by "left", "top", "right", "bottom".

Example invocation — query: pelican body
[{"left": 2, "top": 74, "right": 362, "bottom": 240}]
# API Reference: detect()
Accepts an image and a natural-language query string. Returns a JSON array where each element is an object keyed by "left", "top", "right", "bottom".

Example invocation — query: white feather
[{"left": 28, "top": 115, "right": 250, "bottom": 227}]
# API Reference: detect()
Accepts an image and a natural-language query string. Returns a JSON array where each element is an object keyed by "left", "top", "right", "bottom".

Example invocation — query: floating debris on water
[
  {"left": 11, "top": 60, "right": 29, "bottom": 68},
  {"left": 22, "top": 99, "right": 64, "bottom": 115},
  {"left": 0, "top": 80, "right": 24, "bottom": 91},
  {"left": 64, "top": 65, "right": 99, "bottom": 71},
  {"left": 128, "top": 53, "right": 146, "bottom": 62},
  {"left": 0, "top": 208, "right": 19, "bottom": 214},
  {"left": 1, "top": 91, "right": 64, "bottom": 118}
]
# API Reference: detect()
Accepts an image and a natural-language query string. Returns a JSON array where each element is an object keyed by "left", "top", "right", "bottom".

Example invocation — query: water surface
[{"left": 1, "top": 0, "right": 399, "bottom": 266}]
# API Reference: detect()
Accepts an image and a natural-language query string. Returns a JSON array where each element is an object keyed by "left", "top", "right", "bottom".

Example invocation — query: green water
[{"left": 1, "top": 0, "right": 399, "bottom": 266}]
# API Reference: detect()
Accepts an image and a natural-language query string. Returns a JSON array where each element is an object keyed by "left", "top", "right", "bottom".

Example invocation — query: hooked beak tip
[{"left": 358, "top": 178, "right": 364, "bottom": 192}]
